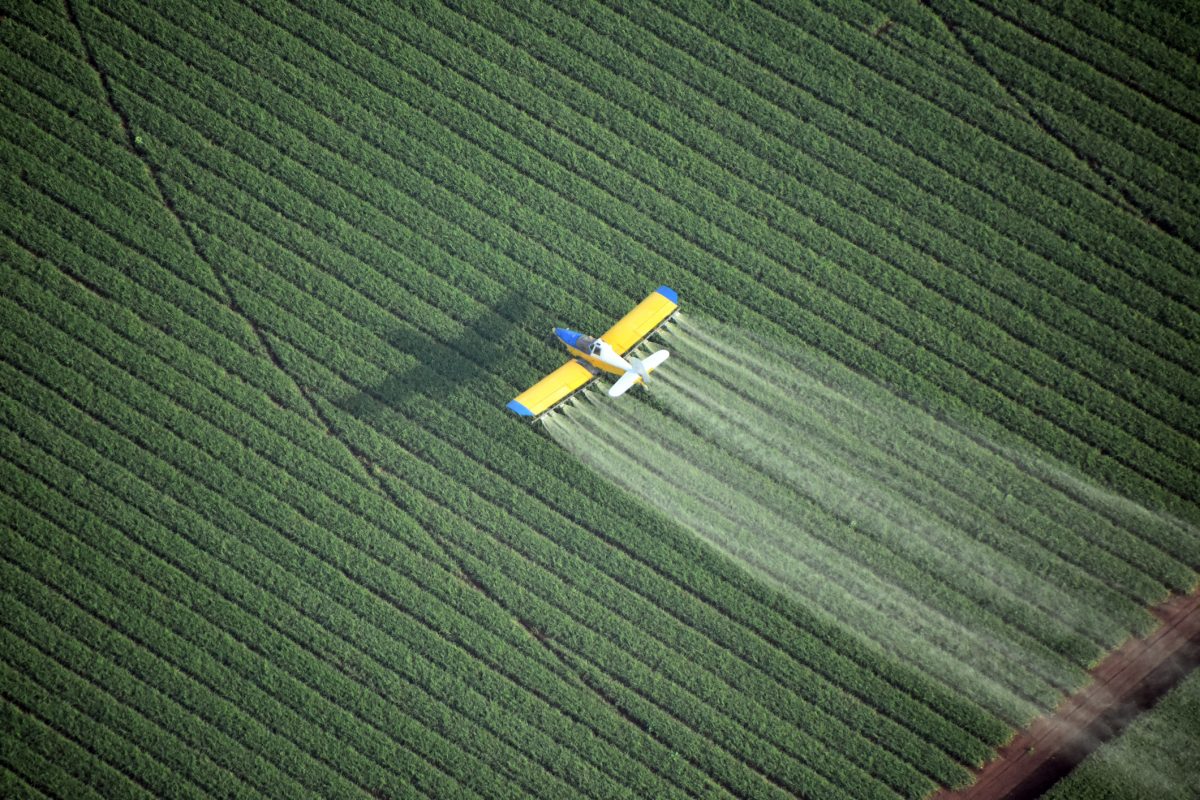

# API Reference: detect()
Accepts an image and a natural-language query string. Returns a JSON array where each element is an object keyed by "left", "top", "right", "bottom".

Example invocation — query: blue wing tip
[
  {"left": 655, "top": 285, "right": 679, "bottom": 304},
  {"left": 506, "top": 399, "right": 534, "bottom": 418}
]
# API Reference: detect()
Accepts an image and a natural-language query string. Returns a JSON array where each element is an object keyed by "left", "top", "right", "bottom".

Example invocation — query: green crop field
[{"left": 1, "top": 1, "right": 1198, "bottom": 798}]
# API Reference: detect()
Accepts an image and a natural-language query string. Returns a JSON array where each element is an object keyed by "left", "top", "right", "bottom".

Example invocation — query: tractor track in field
[{"left": 932, "top": 587, "right": 1200, "bottom": 800}]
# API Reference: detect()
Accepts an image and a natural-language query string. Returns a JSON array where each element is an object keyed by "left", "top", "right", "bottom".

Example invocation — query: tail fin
[{"left": 631, "top": 357, "right": 650, "bottom": 383}]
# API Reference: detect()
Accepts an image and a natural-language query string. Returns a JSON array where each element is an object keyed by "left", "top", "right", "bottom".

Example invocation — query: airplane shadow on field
[{"left": 333, "top": 288, "right": 549, "bottom": 433}]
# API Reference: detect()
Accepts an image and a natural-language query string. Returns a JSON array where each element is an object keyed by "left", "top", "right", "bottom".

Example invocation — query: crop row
[
  {"left": 0, "top": 710, "right": 105, "bottom": 800},
  {"left": 1104, "top": 0, "right": 1200, "bottom": 71},
  {"left": 465, "top": 0, "right": 1200, "bottom": 460},
  {"left": 0, "top": 428, "right": 587, "bottom": 800},
  {"left": 140, "top": 206, "right": 950, "bottom": 796},
  {"left": 1, "top": 589, "right": 268, "bottom": 800},
  {"left": 4, "top": 201, "right": 854, "bottom": 796},
  {"left": 0, "top": 656, "right": 170, "bottom": 800},
  {"left": 985, "top": 0, "right": 1200, "bottom": 130},
  {"left": 7, "top": 3, "right": 1196, "bottom": 798},
  {"left": 0, "top": 130, "right": 306, "bottom": 424},
  {"left": 648, "top": 362, "right": 1151, "bottom": 658},
  {"left": 0, "top": 223, "right": 440, "bottom": 591},
  {"left": 1034, "top": 0, "right": 1200, "bottom": 102},
  {"left": 668, "top": 319, "right": 1191, "bottom": 595},
  {"left": 4, "top": 94, "right": 868, "bottom": 796},
  {"left": 0, "top": 460, "right": 526, "bottom": 800},
  {"left": 0, "top": 372, "right": 667, "bottom": 800},
  {"left": 246, "top": 253, "right": 1000, "bottom": 770},
  {"left": 167, "top": 158, "right": 1000, "bottom": 766},
  {"left": 1, "top": 547, "right": 345, "bottom": 799},
  {"left": 562, "top": 384, "right": 1073, "bottom": 715},
  {"left": 0, "top": 697, "right": 108, "bottom": 800},
  {"left": 96, "top": 0, "right": 1200, "bottom": 513}
]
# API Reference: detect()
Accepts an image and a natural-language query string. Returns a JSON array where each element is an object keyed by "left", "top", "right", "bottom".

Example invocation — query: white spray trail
[{"left": 543, "top": 315, "right": 1199, "bottom": 724}]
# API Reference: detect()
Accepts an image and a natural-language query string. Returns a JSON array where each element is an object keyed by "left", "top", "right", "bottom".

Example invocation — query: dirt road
[{"left": 931, "top": 589, "right": 1200, "bottom": 800}]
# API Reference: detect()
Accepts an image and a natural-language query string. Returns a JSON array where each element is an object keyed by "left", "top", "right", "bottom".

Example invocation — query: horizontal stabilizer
[
  {"left": 642, "top": 349, "right": 670, "bottom": 372},
  {"left": 608, "top": 370, "right": 641, "bottom": 398}
]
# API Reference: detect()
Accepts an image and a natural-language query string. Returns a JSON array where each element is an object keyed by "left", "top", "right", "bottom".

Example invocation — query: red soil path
[{"left": 931, "top": 589, "right": 1200, "bottom": 800}]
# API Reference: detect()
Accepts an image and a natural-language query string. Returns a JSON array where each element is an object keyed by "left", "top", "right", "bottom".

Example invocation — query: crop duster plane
[{"left": 506, "top": 285, "right": 678, "bottom": 419}]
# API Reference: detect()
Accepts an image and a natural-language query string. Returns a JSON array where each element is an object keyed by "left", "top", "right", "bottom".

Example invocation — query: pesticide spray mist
[{"left": 542, "top": 315, "right": 1199, "bottom": 725}]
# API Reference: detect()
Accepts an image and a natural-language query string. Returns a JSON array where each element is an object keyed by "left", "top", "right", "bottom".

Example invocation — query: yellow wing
[
  {"left": 601, "top": 285, "right": 679, "bottom": 355},
  {"left": 507, "top": 359, "right": 597, "bottom": 418}
]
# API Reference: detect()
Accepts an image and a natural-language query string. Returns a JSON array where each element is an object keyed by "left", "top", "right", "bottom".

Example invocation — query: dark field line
[
  {"left": 240, "top": 292, "right": 986, "bottom": 783},
  {"left": 931, "top": 14, "right": 1200, "bottom": 238},
  {"left": 671, "top": 321, "right": 1194, "bottom": 592},
  {"left": 391, "top": 0, "right": 1200, "bottom": 391},
  {"left": 11, "top": 0, "right": 1190, "bottom": 753},
  {"left": 4, "top": 0, "right": 1197, "bottom": 796},
  {"left": 0, "top": 398, "right": 587, "bottom": 800},
  {"left": 753, "top": 0, "right": 1200, "bottom": 250},
  {"left": 164, "top": 146, "right": 1156, "bottom": 767},
  {"left": 652, "top": 352, "right": 1156, "bottom": 644},
  {"left": 220, "top": 278, "right": 979, "bottom": 786},
  {"left": 972, "top": 0, "right": 1200, "bottom": 154},
  {"left": 1042, "top": 0, "right": 1200, "bottom": 90},
  {"left": 0, "top": 711, "right": 105, "bottom": 800},
  {"left": 236, "top": 298, "right": 932, "bottom": 795},
  {"left": 201, "top": 0, "right": 1200, "bottom": 462},
  {"left": 213, "top": 251, "right": 996, "bottom": 767}
]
